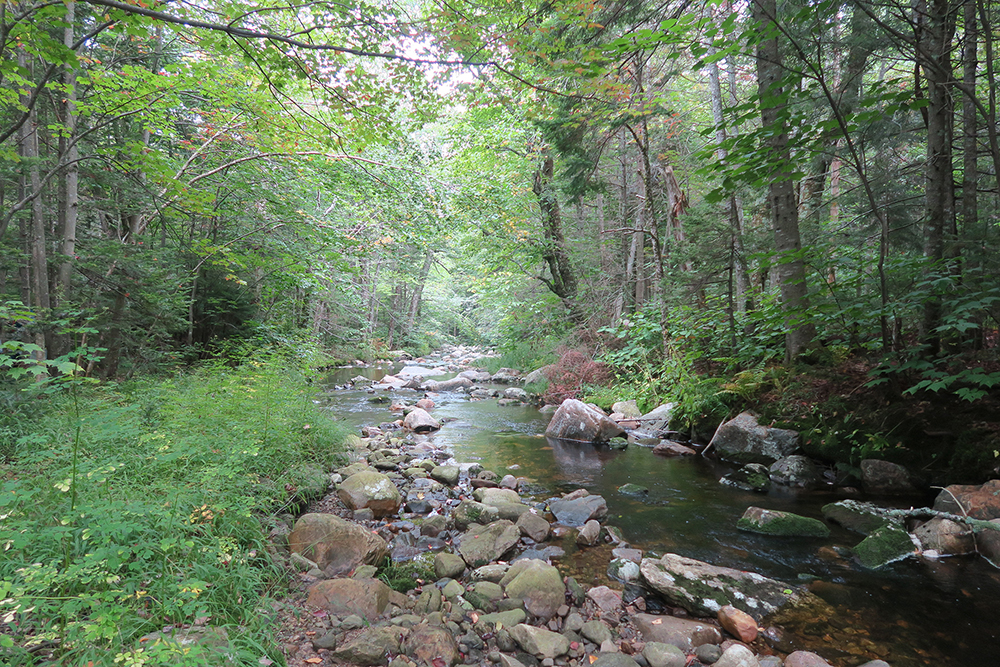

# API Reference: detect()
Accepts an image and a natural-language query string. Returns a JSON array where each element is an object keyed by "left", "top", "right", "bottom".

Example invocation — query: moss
[
  {"left": 737, "top": 509, "right": 830, "bottom": 538},
  {"left": 853, "top": 524, "right": 916, "bottom": 568},
  {"left": 617, "top": 483, "right": 649, "bottom": 496}
]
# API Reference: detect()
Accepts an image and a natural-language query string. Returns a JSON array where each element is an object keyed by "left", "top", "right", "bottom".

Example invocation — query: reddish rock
[
  {"left": 288, "top": 513, "right": 389, "bottom": 576},
  {"left": 717, "top": 605, "right": 758, "bottom": 643},
  {"left": 544, "top": 399, "right": 625, "bottom": 443},
  {"left": 306, "top": 577, "right": 390, "bottom": 621},
  {"left": 415, "top": 398, "right": 435, "bottom": 410},
  {"left": 914, "top": 517, "right": 976, "bottom": 555},
  {"left": 784, "top": 651, "right": 834, "bottom": 667},
  {"left": 652, "top": 441, "right": 697, "bottom": 457},
  {"left": 632, "top": 613, "right": 722, "bottom": 651},
  {"left": 586, "top": 585, "right": 623, "bottom": 613},
  {"left": 933, "top": 479, "right": 1000, "bottom": 519}
]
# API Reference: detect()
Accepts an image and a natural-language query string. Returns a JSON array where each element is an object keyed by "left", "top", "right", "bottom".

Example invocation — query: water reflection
[{"left": 547, "top": 437, "right": 626, "bottom": 485}]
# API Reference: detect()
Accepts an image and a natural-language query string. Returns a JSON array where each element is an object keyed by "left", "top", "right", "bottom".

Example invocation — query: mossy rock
[
  {"left": 822, "top": 500, "right": 892, "bottom": 536},
  {"left": 853, "top": 523, "right": 917, "bottom": 568},
  {"left": 617, "top": 483, "right": 649, "bottom": 497},
  {"left": 737, "top": 507, "right": 830, "bottom": 538}
]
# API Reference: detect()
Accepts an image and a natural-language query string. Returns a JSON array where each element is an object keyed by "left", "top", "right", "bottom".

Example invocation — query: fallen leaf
[{"left": 305, "top": 658, "right": 322, "bottom": 664}]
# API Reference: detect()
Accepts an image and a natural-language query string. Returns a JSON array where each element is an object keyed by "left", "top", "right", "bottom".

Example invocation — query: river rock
[
  {"left": 549, "top": 493, "right": 608, "bottom": 526},
  {"left": 423, "top": 377, "right": 474, "bottom": 392},
  {"left": 976, "top": 518, "right": 1000, "bottom": 566},
  {"left": 458, "top": 369, "right": 492, "bottom": 382},
  {"left": 403, "top": 407, "right": 441, "bottom": 433},
  {"left": 720, "top": 463, "right": 771, "bottom": 492},
  {"left": 430, "top": 465, "right": 460, "bottom": 486},
  {"left": 611, "top": 400, "right": 642, "bottom": 418},
  {"left": 914, "top": 517, "right": 976, "bottom": 555},
  {"left": 331, "top": 625, "right": 407, "bottom": 666},
  {"left": 338, "top": 470, "right": 402, "bottom": 518},
  {"left": 860, "top": 459, "right": 919, "bottom": 494},
  {"left": 375, "top": 374, "right": 407, "bottom": 390},
  {"left": 640, "top": 553, "right": 810, "bottom": 620},
  {"left": 593, "top": 655, "right": 640, "bottom": 667},
  {"left": 453, "top": 500, "right": 500, "bottom": 529},
  {"left": 434, "top": 552, "right": 467, "bottom": 579},
  {"left": 638, "top": 403, "right": 676, "bottom": 434},
  {"left": 714, "top": 644, "right": 760, "bottom": 667},
  {"left": 491, "top": 368, "right": 522, "bottom": 384},
  {"left": 769, "top": 455, "right": 820, "bottom": 487},
  {"left": 306, "top": 577, "right": 391, "bottom": 621},
  {"left": 618, "top": 483, "right": 650, "bottom": 496},
  {"left": 580, "top": 619, "right": 614, "bottom": 644},
  {"left": 713, "top": 412, "right": 800, "bottom": 464},
  {"left": 737, "top": 507, "right": 830, "bottom": 538},
  {"left": 642, "top": 642, "right": 686, "bottom": 667},
  {"left": 403, "top": 624, "right": 461, "bottom": 666},
  {"left": 784, "top": 651, "right": 834, "bottom": 667},
  {"left": 457, "top": 520, "right": 520, "bottom": 567},
  {"left": 474, "top": 487, "right": 522, "bottom": 506},
  {"left": 632, "top": 614, "right": 722, "bottom": 650},
  {"left": 608, "top": 558, "right": 641, "bottom": 583},
  {"left": 545, "top": 399, "right": 626, "bottom": 443},
  {"left": 577, "top": 519, "right": 602, "bottom": 545},
  {"left": 523, "top": 365, "right": 553, "bottom": 385},
  {"left": 516, "top": 511, "right": 551, "bottom": 542},
  {"left": 717, "top": 605, "right": 758, "bottom": 643},
  {"left": 932, "top": 478, "right": 1000, "bottom": 519},
  {"left": 509, "top": 623, "right": 570, "bottom": 658},
  {"left": 821, "top": 500, "right": 891, "bottom": 535},
  {"left": 500, "top": 558, "right": 566, "bottom": 620},
  {"left": 504, "top": 387, "right": 529, "bottom": 401},
  {"left": 289, "top": 513, "right": 389, "bottom": 577},
  {"left": 652, "top": 441, "right": 697, "bottom": 457},
  {"left": 853, "top": 523, "right": 918, "bottom": 568},
  {"left": 586, "top": 585, "right": 623, "bottom": 612}
]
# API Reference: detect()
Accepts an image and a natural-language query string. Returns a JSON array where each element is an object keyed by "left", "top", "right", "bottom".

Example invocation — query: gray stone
[
  {"left": 642, "top": 641, "right": 686, "bottom": 667},
  {"left": 821, "top": 500, "right": 892, "bottom": 535},
  {"left": 504, "top": 387, "right": 529, "bottom": 400},
  {"left": 632, "top": 614, "right": 722, "bottom": 651},
  {"left": 713, "top": 412, "right": 800, "bottom": 464},
  {"left": 474, "top": 609, "right": 528, "bottom": 633},
  {"left": 430, "top": 465, "right": 460, "bottom": 486},
  {"left": 977, "top": 518, "right": 1000, "bottom": 566},
  {"left": 471, "top": 563, "right": 509, "bottom": 582},
  {"left": 855, "top": 662, "right": 890, "bottom": 667},
  {"left": 637, "top": 403, "right": 676, "bottom": 434},
  {"left": 784, "top": 652, "right": 833, "bottom": 667},
  {"left": 580, "top": 620, "right": 613, "bottom": 645},
  {"left": 617, "top": 483, "right": 650, "bottom": 496},
  {"left": 500, "top": 559, "right": 566, "bottom": 620},
  {"left": 607, "top": 558, "right": 641, "bottom": 583},
  {"left": 414, "top": 586, "right": 443, "bottom": 614},
  {"left": 639, "top": 553, "right": 812, "bottom": 620},
  {"left": 423, "top": 377, "right": 474, "bottom": 392},
  {"left": 720, "top": 464, "right": 771, "bottom": 492},
  {"left": 586, "top": 585, "right": 622, "bottom": 613},
  {"left": 403, "top": 624, "right": 461, "bottom": 666},
  {"left": 577, "top": 519, "right": 602, "bottom": 546},
  {"left": 544, "top": 399, "right": 626, "bottom": 443},
  {"left": 861, "top": 459, "right": 919, "bottom": 495},
  {"left": 289, "top": 513, "right": 389, "bottom": 577},
  {"left": 453, "top": 500, "right": 500, "bottom": 529},
  {"left": 713, "top": 645, "right": 759, "bottom": 667},
  {"left": 442, "top": 579, "right": 464, "bottom": 599},
  {"left": 651, "top": 441, "right": 697, "bottom": 457},
  {"left": 403, "top": 407, "right": 442, "bottom": 433},
  {"left": 549, "top": 494, "right": 608, "bottom": 526},
  {"left": 516, "top": 512, "right": 551, "bottom": 542},
  {"left": 338, "top": 471, "right": 402, "bottom": 518},
  {"left": 475, "top": 487, "right": 523, "bottom": 506},
  {"left": 457, "top": 520, "right": 520, "bottom": 567},
  {"left": 435, "top": 552, "right": 467, "bottom": 580},
  {"left": 695, "top": 644, "right": 724, "bottom": 664},
  {"left": 758, "top": 658, "right": 783, "bottom": 667},
  {"left": 508, "top": 624, "right": 570, "bottom": 658},
  {"left": 768, "top": 455, "right": 819, "bottom": 487},
  {"left": 592, "top": 655, "right": 640, "bottom": 667},
  {"left": 612, "top": 400, "right": 642, "bottom": 418},
  {"left": 331, "top": 626, "right": 407, "bottom": 666}
]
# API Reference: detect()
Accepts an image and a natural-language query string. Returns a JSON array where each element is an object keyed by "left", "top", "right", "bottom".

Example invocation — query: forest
[{"left": 2, "top": 0, "right": 1000, "bottom": 663}]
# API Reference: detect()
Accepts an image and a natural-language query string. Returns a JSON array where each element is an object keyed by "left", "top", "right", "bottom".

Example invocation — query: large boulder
[
  {"left": 637, "top": 403, "right": 677, "bottom": 434},
  {"left": 860, "top": 459, "right": 920, "bottom": 495},
  {"left": 331, "top": 626, "right": 407, "bottom": 666},
  {"left": 737, "top": 507, "right": 830, "bottom": 538},
  {"left": 545, "top": 399, "right": 626, "bottom": 443},
  {"left": 821, "top": 500, "right": 893, "bottom": 535},
  {"left": 652, "top": 441, "right": 697, "bottom": 457},
  {"left": 720, "top": 463, "right": 771, "bottom": 492},
  {"left": 769, "top": 455, "right": 820, "bottom": 487},
  {"left": 306, "top": 578, "right": 391, "bottom": 621},
  {"left": 853, "top": 523, "right": 918, "bottom": 568},
  {"left": 632, "top": 614, "right": 722, "bottom": 651},
  {"left": 548, "top": 493, "right": 608, "bottom": 526},
  {"left": 457, "top": 520, "right": 520, "bottom": 567},
  {"left": 403, "top": 407, "right": 441, "bottom": 433},
  {"left": 338, "top": 470, "right": 402, "bottom": 518},
  {"left": 288, "top": 513, "right": 389, "bottom": 577},
  {"left": 612, "top": 400, "right": 642, "bottom": 418},
  {"left": 913, "top": 517, "right": 976, "bottom": 555},
  {"left": 712, "top": 412, "right": 800, "bottom": 464},
  {"left": 640, "top": 553, "right": 812, "bottom": 620},
  {"left": 500, "top": 558, "right": 566, "bottom": 620},
  {"left": 932, "top": 479, "right": 1000, "bottom": 519},
  {"left": 423, "top": 377, "right": 474, "bottom": 392}
]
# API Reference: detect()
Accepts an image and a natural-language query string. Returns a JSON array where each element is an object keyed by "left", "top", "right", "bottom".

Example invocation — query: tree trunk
[
  {"left": 917, "top": 0, "right": 957, "bottom": 354},
  {"left": 533, "top": 156, "right": 583, "bottom": 323},
  {"left": 752, "top": 0, "right": 815, "bottom": 361},
  {"left": 406, "top": 249, "right": 434, "bottom": 334},
  {"left": 57, "top": 0, "right": 79, "bottom": 304}
]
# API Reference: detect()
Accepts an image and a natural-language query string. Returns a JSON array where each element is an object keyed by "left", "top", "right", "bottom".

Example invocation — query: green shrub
[{"left": 0, "top": 356, "right": 348, "bottom": 666}]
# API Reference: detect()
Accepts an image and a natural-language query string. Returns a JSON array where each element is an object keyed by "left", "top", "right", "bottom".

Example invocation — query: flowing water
[{"left": 320, "top": 363, "right": 1000, "bottom": 667}]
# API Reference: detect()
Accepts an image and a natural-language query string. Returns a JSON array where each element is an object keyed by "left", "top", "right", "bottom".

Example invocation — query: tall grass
[{"left": 0, "top": 355, "right": 349, "bottom": 666}]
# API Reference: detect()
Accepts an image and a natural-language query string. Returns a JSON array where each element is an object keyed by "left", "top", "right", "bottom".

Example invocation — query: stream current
[{"left": 320, "top": 363, "right": 1000, "bottom": 667}]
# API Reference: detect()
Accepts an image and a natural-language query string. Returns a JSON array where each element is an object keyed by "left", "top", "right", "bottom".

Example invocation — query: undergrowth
[{"left": 0, "top": 354, "right": 349, "bottom": 666}]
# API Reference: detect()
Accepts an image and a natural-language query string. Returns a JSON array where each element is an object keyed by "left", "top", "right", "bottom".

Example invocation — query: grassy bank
[{"left": 0, "top": 355, "right": 349, "bottom": 666}]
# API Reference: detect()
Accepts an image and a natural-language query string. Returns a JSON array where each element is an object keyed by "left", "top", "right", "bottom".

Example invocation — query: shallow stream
[{"left": 320, "top": 363, "right": 1000, "bottom": 667}]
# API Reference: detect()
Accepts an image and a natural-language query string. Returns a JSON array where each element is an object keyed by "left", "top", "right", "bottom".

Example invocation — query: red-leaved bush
[{"left": 542, "top": 348, "right": 610, "bottom": 404}]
